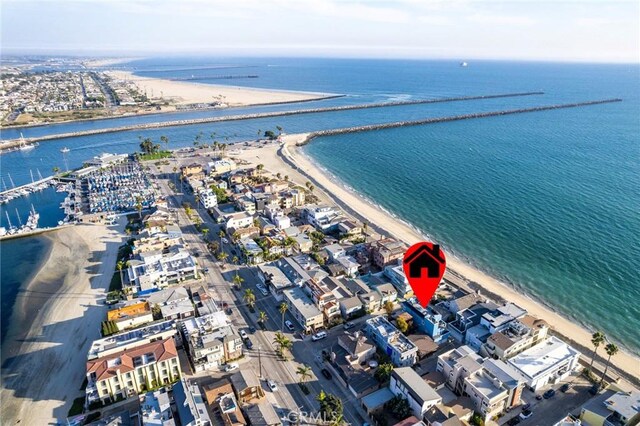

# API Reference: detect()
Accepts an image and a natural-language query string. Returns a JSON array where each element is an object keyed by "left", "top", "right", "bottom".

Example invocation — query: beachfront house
[
  {"left": 402, "top": 298, "right": 450, "bottom": 343},
  {"left": 87, "top": 320, "right": 178, "bottom": 360},
  {"left": 507, "top": 336, "right": 581, "bottom": 391},
  {"left": 126, "top": 247, "right": 198, "bottom": 293},
  {"left": 107, "top": 301, "right": 154, "bottom": 331},
  {"left": 372, "top": 238, "right": 405, "bottom": 269},
  {"left": 85, "top": 337, "right": 181, "bottom": 406},
  {"left": 302, "top": 205, "right": 342, "bottom": 232}
]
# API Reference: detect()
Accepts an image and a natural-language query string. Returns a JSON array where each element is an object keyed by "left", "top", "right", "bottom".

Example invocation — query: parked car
[
  {"left": 285, "top": 320, "right": 295, "bottom": 331},
  {"left": 508, "top": 417, "right": 521, "bottom": 425},
  {"left": 543, "top": 389, "right": 556, "bottom": 399},
  {"left": 245, "top": 338, "right": 254, "bottom": 350},
  {"left": 343, "top": 322, "right": 355, "bottom": 330},
  {"left": 589, "top": 384, "right": 600, "bottom": 395},
  {"left": 239, "top": 330, "right": 248, "bottom": 340},
  {"left": 267, "top": 379, "right": 278, "bottom": 391},
  {"left": 221, "top": 238, "right": 229, "bottom": 244},
  {"left": 224, "top": 363, "right": 239, "bottom": 372},
  {"left": 248, "top": 326, "right": 256, "bottom": 333},
  {"left": 311, "top": 331, "right": 327, "bottom": 341},
  {"left": 203, "top": 267, "right": 209, "bottom": 273},
  {"left": 519, "top": 409, "right": 533, "bottom": 420},
  {"left": 560, "top": 383, "right": 570, "bottom": 393},
  {"left": 535, "top": 394, "right": 543, "bottom": 400},
  {"left": 521, "top": 403, "right": 531, "bottom": 411},
  {"left": 321, "top": 369, "right": 333, "bottom": 380},
  {"left": 256, "top": 283, "right": 269, "bottom": 296}
]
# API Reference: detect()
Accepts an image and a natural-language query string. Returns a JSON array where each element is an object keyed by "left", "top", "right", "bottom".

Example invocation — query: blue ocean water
[{"left": 1, "top": 58, "right": 638, "bottom": 353}]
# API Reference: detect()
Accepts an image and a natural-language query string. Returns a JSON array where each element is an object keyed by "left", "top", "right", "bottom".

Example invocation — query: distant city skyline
[{"left": 1, "top": 0, "right": 638, "bottom": 63}]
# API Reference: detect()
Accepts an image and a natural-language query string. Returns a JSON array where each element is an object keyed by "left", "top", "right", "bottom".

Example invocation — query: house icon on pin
[{"left": 404, "top": 244, "right": 445, "bottom": 279}]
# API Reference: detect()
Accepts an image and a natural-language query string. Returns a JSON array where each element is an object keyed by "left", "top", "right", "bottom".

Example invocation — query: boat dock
[{"left": 0, "top": 175, "right": 56, "bottom": 203}]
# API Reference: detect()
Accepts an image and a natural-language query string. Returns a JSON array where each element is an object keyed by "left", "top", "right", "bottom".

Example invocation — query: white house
[
  {"left": 507, "top": 336, "right": 580, "bottom": 391},
  {"left": 390, "top": 367, "right": 442, "bottom": 417}
]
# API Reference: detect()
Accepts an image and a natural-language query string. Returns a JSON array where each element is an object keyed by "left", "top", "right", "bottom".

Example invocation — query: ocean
[{"left": 1, "top": 57, "right": 638, "bottom": 353}]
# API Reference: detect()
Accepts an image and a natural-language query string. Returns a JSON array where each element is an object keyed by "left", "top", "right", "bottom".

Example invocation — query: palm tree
[
  {"left": 160, "top": 135, "right": 169, "bottom": 152},
  {"left": 279, "top": 302, "right": 288, "bottom": 331},
  {"left": 273, "top": 332, "right": 292, "bottom": 359},
  {"left": 232, "top": 273, "right": 244, "bottom": 289},
  {"left": 296, "top": 364, "right": 312, "bottom": 383},
  {"left": 116, "top": 260, "right": 126, "bottom": 286},
  {"left": 256, "top": 164, "right": 264, "bottom": 175},
  {"left": 135, "top": 196, "right": 144, "bottom": 219},
  {"left": 258, "top": 310, "right": 268, "bottom": 325},
  {"left": 232, "top": 255, "right": 239, "bottom": 265},
  {"left": 218, "top": 251, "right": 229, "bottom": 264},
  {"left": 284, "top": 175, "right": 289, "bottom": 181},
  {"left": 600, "top": 343, "right": 619, "bottom": 387},
  {"left": 589, "top": 331, "right": 606, "bottom": 375},
  {"left": 201, "top": 228, "right": 209, "bottom": 238},
  {"left": 52, "top": 166, "right": 60, "bottom": 174},
  {"left": 362, "top": 221, "right": 368, "bottom": 239},
  {"left": 243, "top": 288, "right": 256, "bottom": 309},
  {"left": 276, "top": 125, "right": 283, "bottom": 135}
]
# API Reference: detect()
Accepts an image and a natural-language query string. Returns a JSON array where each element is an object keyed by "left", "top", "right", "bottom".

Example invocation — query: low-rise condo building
[
  {"left": 507, "top": 336, "right": 580, "bottom": 391},
  {"left": 127, "top": 247, "right": 198, "bottom": 293},
  {"left": 372, "top": 238, "right": 405, "bottom": 269},
  {"left": 173, "top": 378, "right": 212, "bottom": 426},
  {"left": 282, "top": 286, "right": 324, "bottom": 333},
  {"left": 107, "top": 301, "right": 154, "bottom": 332},
  {"left": 580, "top": 388, "right": 640, "bottom": 426},
  {"left": 86, "top": 337, "right": 181, "bottom": 405},
  {"left": 389, "top": 367, "right": 442, "bottom": 417},
  {"left": 88, "top": 320, "right": 177, "bottom": 360}
]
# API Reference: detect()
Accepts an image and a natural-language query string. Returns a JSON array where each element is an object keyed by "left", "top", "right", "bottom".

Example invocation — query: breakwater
[
  {"left": 1, "top": 91, "right": 544, "bottom": 150},
  {"left": 298, "top": 98, "right": 623, "bottom": 143}
]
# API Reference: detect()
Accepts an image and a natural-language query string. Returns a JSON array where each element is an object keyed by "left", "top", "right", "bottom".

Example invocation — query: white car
[
  {"left": 239, "top": 330, "right": 248, "bottom": 340},
  {"left": 224, "top": 362, "right": 239, "bottom": 372},
  {"left": 267, "top": 379, "right": 278, "bottom": 391},
  {"left": 256, "top": 283, "right": 268, "bottom": 296},
  {"left": 221, "top": 238, "right": 229, "bottom": 244},
  {"left": 285, "top": 320, "right": 295, "bottom": 331},
  {"left": 311, "top": 331, "right": 327, "bottom": 341}
]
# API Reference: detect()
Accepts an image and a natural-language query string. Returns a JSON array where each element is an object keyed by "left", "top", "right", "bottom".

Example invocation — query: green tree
[
  {"left": 589, "top": 331, "right": 606, "bottom": 375},
  {"left": 383, "top": 300, "right": 395, "bottom": 317},
  {"left": 396, "top": 316, "right": 409, "bottom": 334},
  {"left": 160, "top": 135, "right": 169, "bottom": 151},
  {"left": 232, "top": 255, "right": 239, "bottom": 265},
  {"left": 52, "top": 166, "right": 60, "bottom": 174},
  {"left": 135, "top": 196, "right": 144, "bottom": 219},
  {"left": 232, "top": 273, "right": 244, "bottom": 289},
  {"left": 386, "top": 395, "right": 412, "bottom": 419},
  {"left": 600, "top": 343, "right": 619, "bottom": 387},
  {"left": 276, "top": 125, "right": 283, "bottom": 135},
  {"left": 258, "top": 310, "right": 268, "bottom": 325},
  {"left": 375, "top": 362, "right": 394, "bottom": 382},
  {"left": 296, "top": 364, "right": 312, "bottom": 383},
  {"left": 316, "top": 390, "right": 343, "bottom": 426},
  {"left": 264, "top": 130, "right": 277, "bottom": 140},
  {"left": 201, "top": 228, "right": 209, "bottom": 238},
  {"left": 151, "top": 303, "right": 162, "bottom": 320},
  {"left": 116, "top": 260, "right": 126, "bottom": 287},
  {"left": 218, "top": 251, "right": 229, "bottom": 264},
  {"left": 256, "top": 164, "right": 264, "bottom": 174},
  {"left": 273, "top": 331, "right": 292, "bottom": 359},
  {"left": 279, "top": 302, "right": 288, "bottom": 331},
  {"left": 243, "top": 288, "right": 256, "bottom": 309}
]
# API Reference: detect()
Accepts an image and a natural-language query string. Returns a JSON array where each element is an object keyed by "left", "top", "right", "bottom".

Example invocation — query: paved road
[{"left": 149, "top": 161, "right": 366, "bottom": 424}]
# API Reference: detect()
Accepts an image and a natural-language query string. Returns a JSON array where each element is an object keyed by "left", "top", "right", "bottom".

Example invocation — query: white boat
[
  {"left": 460, "top": 61, "right": 468, "bottom": 67},
  {"left": 18, "top": 133, "right": 36, "bottom": 151},
  {"left": 61, "top": 147, "right": 70, "bottom": 153}
]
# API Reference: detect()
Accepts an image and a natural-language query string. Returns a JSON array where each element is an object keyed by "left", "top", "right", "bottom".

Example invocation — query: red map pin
[{"left": 403, "top": 242, "right": 447, "bottom": 308}]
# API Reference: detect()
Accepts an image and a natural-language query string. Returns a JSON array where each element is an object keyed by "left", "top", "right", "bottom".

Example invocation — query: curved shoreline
[
  {"left": 0, "top": 91, "right": 546, "bottom": 150},
  {"left": 272, "top": 133, "right": 640, "bottom": 386}
]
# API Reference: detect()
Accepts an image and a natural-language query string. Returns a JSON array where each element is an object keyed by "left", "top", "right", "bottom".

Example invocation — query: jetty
[
  {"left": 0, "top": 91, "right": 545, "bottom": 151},
  {"left": 297, "top": 98, "right": 624, "bottom": 144}
]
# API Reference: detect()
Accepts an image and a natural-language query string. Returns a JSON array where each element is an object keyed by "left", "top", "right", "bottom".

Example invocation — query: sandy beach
[
  {"left": 0, "top": 223, "right": 126, "bottom": 425},
  {"left": 106, "top": 70, "right": 336, "bottom": 107},
  {"left": 232, "top": 134, "right": 640, "bottom": 384}
]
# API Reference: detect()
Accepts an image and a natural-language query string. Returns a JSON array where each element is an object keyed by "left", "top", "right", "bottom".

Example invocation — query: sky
[{"left": 1, "top": 0, "right": 638, "bottom": 63}]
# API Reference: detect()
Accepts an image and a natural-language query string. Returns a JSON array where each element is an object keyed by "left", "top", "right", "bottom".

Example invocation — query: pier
[
  {"left": 0, "top": 91, "right": 545, "bottom": 151},
  {"left": 0, "top": 175, "right": 56, "bottom": 203},
  {"left": 299, "top": 98, "right": 623, "bottom": 143}
]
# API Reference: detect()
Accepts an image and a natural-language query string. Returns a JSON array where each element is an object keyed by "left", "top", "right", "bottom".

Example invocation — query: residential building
[
  {"left": 140, "top": 388, "right": 174, "bottom": 425},
  {"left": 365, "top": 316, "right": 418, "bottom": 367},
  {"left": 483, "top": 315, "right": 549, "bottom": 360},
  {"left": 173, "top": 378, "right": 212, "bottom": 426},
  {"left": 86, "top": 337, "right": 181, "bottom": 405},
  {"left": 580, "top": 389, "right": 640, "bottom": 426},
  {"left": 239, "top": 238, "right": 263, "bottom": 264},
  {"left": 107, "top": 302, "right": 154, "bottom": 331},
  {"left": 181, "top": 312, "right": 243, "bottom": 372},
  {"left": 207, "top": 159, "right": 236, "bottom": 174},
  {"left": 361, "top": 388, "right": 395, "bottom": 417},
  {"left": 243, "top": 402, "right": 281, "bottom": 426},
  {"left": 282, "top": 286, "right": 324, "bottom": 333},
  {"left": 403, "top": 298, "right": 450, "bottom": 343},
  {"left": 229, "top": 370, "right": 265, "bottom": 404},
  {"left": 337, "top": 332, "right": 376, "bottom": 365},
  {"left": 181, "top": 163, "right": 204, "bottom": 180},
  {"left": 374, "top": 282, "right": 398, "bottom": 306},
  {"left": 338, "top": 220, "right": 363, "bottom": 237},
  {"left": 203, "top": 379, "right": 247, "bottom": 426},
  {"left": 225, "top": 212, "right": 254, "bottom": 231},
  {"left": 437, "top": 346, "right": 484, "bottom": 395},
  {"left": 199, "top": 189, "right": 218, "bottom": 209},
  {"left": 302, "top": 205, "right": 342, "bottom": 231},
  {"left": 507, "top": 336, "right": 581, "bottom": 391},
  {"left": 372, "top": 238, "right": 405, "bottom": 269},
  {"left": 146, "top": 287, "right": 195, "bottom": 321},
  {"left": 127, "top": 247, "right": 198, "bottom": 293},
  {"left": 340, "top": 296, "right": 364, "bottom": 319},
  {"left": 88, "top": 320, "right": 177, "bottom": 360},
  {"left": 390, "top": 367, "right": 442, "bottom": 417},
  {"left": 446, "top": 302, "right": 496, "bottom": 343},
  {"left": 257, "top": 263, "right": 295, "bottom": 301},
  {"left": 384, "top": 263, "right": 413, "bottom": 298}
]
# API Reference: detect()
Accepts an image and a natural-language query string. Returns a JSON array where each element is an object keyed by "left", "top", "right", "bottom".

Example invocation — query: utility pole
[{"left": 258, "top": 345, "right": 263, "bottom": 379}]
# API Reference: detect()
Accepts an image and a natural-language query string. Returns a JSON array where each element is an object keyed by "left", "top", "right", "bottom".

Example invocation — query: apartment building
[
  {"left": 402, "top": 298, "right": 450, "bottom": 343},
  {"left": 88, "top": 320, "right": 177, "bottom": 360},
  {"left": 302, "top": 205, "right": 342, "bottom": 232},
  {"left": 390, "top": 367, "right": 442, "bottom": 417},
  {"left": 181, "top": 312, "right": 243, "bottom": 372},
  {"left": 127, "top": 247, "right": 198, "bottom": 293},
  {"left": 282, "top": 286, "right": 324, "bottom": 333},
  {"left": 483, "top": 315, "right": 549, "bottom": 360},
  {"left": 86, "top": 337, "right": 181, "bottom": 405},
  {"left": 372, "top": 238, "right": 405, "bottom": 269}
]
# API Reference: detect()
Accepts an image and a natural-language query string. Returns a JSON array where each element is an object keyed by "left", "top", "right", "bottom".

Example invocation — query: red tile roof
[{"left": 86, "top": 337, "right": 177, "bottom": 382}]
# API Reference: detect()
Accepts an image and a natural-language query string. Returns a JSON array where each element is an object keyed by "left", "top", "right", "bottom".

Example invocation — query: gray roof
[
  {"left": 340, "top": 296, "right": 363, "bottom": 310},
  {"left": 146, "top": 286, "right": 190, "bottom": 306},
  {"left": 605, "top": 391, "right": 640, "bottom": 419},
  {"left": 481, "top": 358, "right": 525, "bottom": 389},
  {"left": 230, "top": 369, "right": 261, "bottom": 392},
  {"left": 244, "top": 401, "right": 281, "bottom": 426},
  {"left": 392, "top": 367, "right": 441, "bottom": 404},
  {"left": 283, "top": 286, "right": 322, "bottom": 319},
  {"left": 361, "top": 387, "right": 395, "bottom": 410}
]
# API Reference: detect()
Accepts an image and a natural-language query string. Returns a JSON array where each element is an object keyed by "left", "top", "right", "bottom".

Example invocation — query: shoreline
[
  {"left": 0, "top": 223, "right": 126, "bottom": 424},
  {"left": 106, "top": 69, "right": 337, "bottom": 106},
  {"left": 242, "top": 133, "right": 640, "bottom": 384}
]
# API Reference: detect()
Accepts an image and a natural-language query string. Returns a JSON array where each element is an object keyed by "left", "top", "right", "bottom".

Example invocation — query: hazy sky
[{"left": 2, "top": 0, "right": 638, "bottom": 63}]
